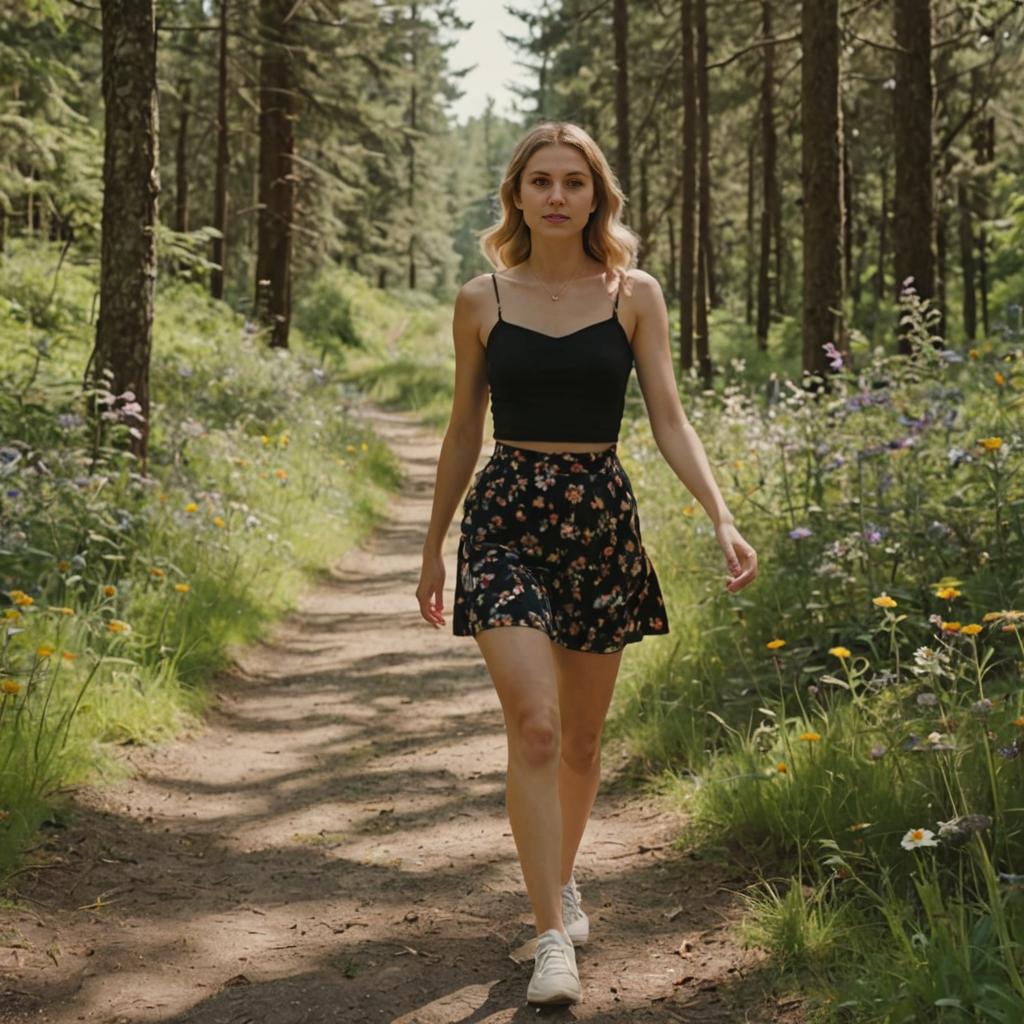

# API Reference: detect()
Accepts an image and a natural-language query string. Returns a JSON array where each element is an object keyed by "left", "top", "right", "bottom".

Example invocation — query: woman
[{"left": 415, "top": 121, "right": 757, "bottom": 1006}]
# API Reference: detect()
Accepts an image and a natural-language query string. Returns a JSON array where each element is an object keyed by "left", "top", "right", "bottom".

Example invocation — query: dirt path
[{"left": 1, "top": 404, "right": 802, "bottom": 1024}]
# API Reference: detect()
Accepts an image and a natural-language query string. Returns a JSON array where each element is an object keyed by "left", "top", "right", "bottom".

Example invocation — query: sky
[{"left": 447, "top": 1, "right": 539, "bottom": 125}]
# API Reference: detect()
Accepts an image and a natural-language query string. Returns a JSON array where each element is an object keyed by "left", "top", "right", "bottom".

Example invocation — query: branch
[{"left": 706, "top": 31, "right": 801, "bottom": 71}]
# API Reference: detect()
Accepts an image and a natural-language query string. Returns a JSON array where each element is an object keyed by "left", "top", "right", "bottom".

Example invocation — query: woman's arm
[
  {"left": 417, "top": 277, "right": 491, "bottom": 625},
  {"left": 627, "top": 270, "right": 758, "bottom": 592}
]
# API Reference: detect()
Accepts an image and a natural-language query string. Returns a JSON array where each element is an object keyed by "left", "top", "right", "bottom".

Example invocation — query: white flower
[
  {"left": 901, "top": 828, "right": 939, "bottom": 851},
  {"left": 927, "top": 731, "right": 944, "bottom": 745}
]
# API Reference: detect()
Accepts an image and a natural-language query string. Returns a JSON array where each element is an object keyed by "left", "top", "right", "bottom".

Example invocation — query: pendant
[{"left": 552, "top": 295, "right": 559, "bottom": 301}]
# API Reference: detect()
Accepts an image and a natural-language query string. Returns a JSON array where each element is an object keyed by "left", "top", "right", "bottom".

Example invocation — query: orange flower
[
  {"left": 9, "top": 590, "right": 34, "bottom": 607},
  {"left": 103, "top": 585, "right": 117, "bottom": 598},
  {"left": 766, "top": 639, "right": 786, "bottom": 650}
]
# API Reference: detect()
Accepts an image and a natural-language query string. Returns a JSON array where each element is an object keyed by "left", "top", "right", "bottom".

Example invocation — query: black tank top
[{"left": 485, "top": 272, "right": 634, "bottom": 442}]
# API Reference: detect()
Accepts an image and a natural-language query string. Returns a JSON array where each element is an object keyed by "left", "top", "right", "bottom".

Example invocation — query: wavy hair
[{"left": 479, "top": 122, "right": 638, "bottom": 282}]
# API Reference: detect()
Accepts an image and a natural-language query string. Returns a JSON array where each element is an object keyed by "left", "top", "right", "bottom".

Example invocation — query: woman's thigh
[
  {"left": 475, "top": 625, "right": 560, "bottom": 731},
  {"left": 553, "top": 645, "right": 622, "bottom": 742}
]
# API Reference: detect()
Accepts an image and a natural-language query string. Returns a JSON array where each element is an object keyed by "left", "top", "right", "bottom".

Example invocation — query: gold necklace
[{"left": 524, "top": 260, "right": 587, "bottom": 302}]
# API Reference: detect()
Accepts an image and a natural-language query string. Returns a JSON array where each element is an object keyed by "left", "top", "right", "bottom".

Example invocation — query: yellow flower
[
  {"left": 2, "top": 679, "right": 20, "bottom": 695},
  {"left": 62, "top": 651, "right": 77, "bottom": 661},
  {"left": 940, "top": 621, "right": 962, "bottom": 633},
  {"left": 360, "top": 442, "right": 369, "bottom": 452},
  {"left": 978, "top": 437, "right": 1002, "bottom": 451},
  {"left": 1011, "top": 716, "right": 1024, "bottom": 728},
  {"left": 345, "top": 444, "right": 356, "bottom": 453},
  {"left": 968, "top": 348, "right": 979, "bottom": 359},
  {"left": 107, "top": 619, "right": 131, "bottom": 634},
  {"left": 158, "top": 492, "right": 169, "bottom": 503},
  {"left": 212, "top": 516, "right": 226, "bottom": 528},
  {"left": 9, "top": 590, "right": 34, "bottom": 606},
  {"left": 36, "top": 645, "right": 54, "bottom": 658},
  {"left": 872, "top": 594, "right": 897, "bottom": 608},
  {"left": 103, "top": 585, "right": 117, "bottom": 598},
  {"left": 682, "top": 504, "right": 697, "bottom": 517},
  {"left": 935, "top": 586, "right": 961, "bottom": 601},
  {"left": 849, "top": 822, "right": 872, "bottom": 832},
  {"left": 57, "top": 607, "right": 75, "bottom": 616},
  {"left": 960, "top": 624, "right": 983, "bottom": 636},
  {"left": 184, "top": 502, "right": 199, "bottom": 513},
  {"left": 776, "top": 762, "right": 787, "bottom": 774},
  {"left": 994, "top": 371, "right": 1006, "bottom": 386},
  {"left": 279, "top": 433, "right": 290, "bottom": 447},
  {"left": 149, "top": 567, "right": 166, "bottom": 578},
  {"left": 260, "top": 435, "right": 271, "bottom": 446},
  {"left": 829, "top": 646, "right": 851, "bottom": 659},
  {"left": 766, "top": 638, "right": 786, "bottom": 650},
  {"left": 3, "top": 609, "right": 21, "bottom": 621},
  {"left": 275, "top": 469, "right": 288, "bottom": 480},
  {"left": 174, "top": 582, "right": 190, "bottom": 594},
  {"left": 800, "top": 731, "right": 822, "bottom": 743},
  {"left": 57, "top": 559, "right": 70, "bottom": 572}
]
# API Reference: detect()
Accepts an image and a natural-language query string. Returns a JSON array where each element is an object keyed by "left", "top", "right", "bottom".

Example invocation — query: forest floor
[{"left": 0, "top": 402, "right": 807, "bottom": 1024}]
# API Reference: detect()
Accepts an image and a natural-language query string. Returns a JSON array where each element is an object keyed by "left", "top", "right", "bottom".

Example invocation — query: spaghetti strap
[
  {"left": 612, "top": 277, "right": 622, "bottom": 319},
  {"left": 491, "top": 273, "right": 503, "bottom": 320}
]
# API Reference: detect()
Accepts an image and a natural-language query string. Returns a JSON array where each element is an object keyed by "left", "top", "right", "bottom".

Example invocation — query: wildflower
[
  {"left": 978, "top": 437, "right": 1002, "bottom": 451},
  {"left": 9, "top": 590, "right": 34, "bottom": 606},
  {"left": 149, "top": 567, "right": 166, "bottom": 578},
  {"left": 927, "top": 731, "right": 943, "bottom": 744},
  {"left": 960, "top": 623, "right": 982, "bottom": 636},
  {"left": 776, "top": 762, "right": 787, "bottom": 774},
  {"left": 935, "top": 586, "right": 961, "bottom": 600},
  {"left": 972, "top": 699, "right": 993, "bottom": 715},
  {"left": 766, "top": 639, "right": 786, "bottom": 650},
  {"left": 829, "top": 646, "right": 851, "bottom": 659},
  {"left": 346, "top": 444, "right": 356, "bottom": 453},
  {"left": 1012, "top": 717, "right": 1024, "bottom": 728},
  {"left": 2, "top": 679, "right": 20, "bottom": 695},
  {"left": 107, "top": 619, "right": 131, "bottom": 634},
  {"left": 103, "top": 585, "right": 117, "bottom": 598},
  {"left": 36, "top": 645, "right": 54, "bottom": 658},
  {"left": 4, "top": 609, "right": 21, "bottom": 621},
  {"left": 916, "top": 692, "right": 939, "bottom": 707},
  {"left": 799, "top": 731, "right": 822, "bottom": 743},
  {"left": 260, "top": 435, "right": 271, "bottom": 445},
  {"left": 849, "top": 822, "right": 872, "bottom": 832},
  {"left": 62, "top": 651, "right": 77, "bottom": 661},
  {"left": 822, "top": 341, "right": 845, "bottom": 371},
  {"left": 360, "top": 442, "right": 369, "bottom": 452},
  {"left": 184, "top": 502, "right": 199, "bottom": 513},
  {"left": 869, "top": 744, "right": 887, "bottom": 760},
  {"left": 912, "top": 647, "right": 950, "bottom": 678},
  {"left": 682, "top": 504, "right": 697, "bottom": 516},
  {"left": 872, "top": 594, "right": 897, "bottom": 608},
  {"left": 900, "top": 828, "right": 939, "bottom": 851},
  {"left": 940, "top": 621, "right": 962, "bottom": 633},
  {"left": 57, "top": 607, "right": 75, "bottom": 616},
  {"left": 937, "top": 814, "right": 992, "bottom": 849},
  {"left": 275, "top": 469, "right": 288, "bottom": 480},
  {"left": 174, "top": 583, "right": 190, "bottom": 594},
  {"left": 57, "top": 559, "right": 70, "bottom": 572},
  {"left": 212, "top": 516, "right": 226, "bottom": 528},
  {"left": 994, "top": 372, "right": 1005, "bottom": 386},
  {"left": 789, "top": 526, "right": 813, "bottom": 540},
  {"left": 279, "top": 433, "right": 290, "bottom": 447}
]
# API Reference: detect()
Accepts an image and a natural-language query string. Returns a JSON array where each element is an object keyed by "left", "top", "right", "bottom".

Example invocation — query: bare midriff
[{"left": 493, "top": 438, "right": 616, "bottom": 453}]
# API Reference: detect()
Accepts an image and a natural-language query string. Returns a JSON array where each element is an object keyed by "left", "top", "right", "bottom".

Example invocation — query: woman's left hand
[{"left": 715, "top": 522, "right": 758, "bottom": 593}]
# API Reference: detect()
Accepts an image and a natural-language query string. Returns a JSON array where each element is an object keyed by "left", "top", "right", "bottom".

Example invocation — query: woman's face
[{"left": 515, "top": 143, "right": 597, "bottom": 236}]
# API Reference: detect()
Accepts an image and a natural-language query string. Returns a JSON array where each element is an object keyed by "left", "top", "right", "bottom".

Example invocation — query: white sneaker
[
  {"left": 526, "top": 928, "right": 582, "bottom": 1005},
  {"left": 562, "top": 875, "right": 590, "bottom": 946}
]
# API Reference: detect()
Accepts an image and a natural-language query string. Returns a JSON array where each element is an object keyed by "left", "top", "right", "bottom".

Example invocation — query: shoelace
[
  {"left": 535, "top": 936, "right": 574, "bottom": 977},
  {"left": 561, "top": 879, "right": 582, "bottom": 921}
]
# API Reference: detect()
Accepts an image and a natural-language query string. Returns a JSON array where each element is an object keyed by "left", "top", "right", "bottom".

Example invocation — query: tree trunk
[
  {"left": 696, "top": 0, "right": 717, "bottom": 309},
  {"left": 745, "top": 124, "right": 755, "bottom": 326},
  {"left": 679, "top": 0, "right": 698, "bottom": 375},
  {"left": 667, "top": 212, "right": 677, "bottom": 308},
  {"left": 174, "top": 79, "right": 190, "bottom": 234},
  {"left": 638, "top": 154, "right": 649, "bottom": 266},
  {"left": 91, "top": 0, "right": 159, "bottom": 464},
  {"left": 407, "top": 3, "right": 419, "bottom": 290},
  {"left": 957, "top": 177, "right": 977, "bottom": 341},
  {"left": 893, "top": 0, "right": 935, "bottom": 347},
  {"left": 613, "top": 0, "right": 630, "bottom": 203},
  {"left": 211, "top": 0, "right": 229, "bottom": 299},
  {"left": 973, "top": 112, "right": 994, "bottom": 338},
  {"left": 876, "top": 160, "right": 888, "bottom": 302},
  {"left": 255, "top": 0, "right": 296, "bottom": 348},
  {"left": 801, "top": 0, "right": 844, "bottom": 379},
  {"left": 756, "top": 0, "right": 775, "bottom": 348}
]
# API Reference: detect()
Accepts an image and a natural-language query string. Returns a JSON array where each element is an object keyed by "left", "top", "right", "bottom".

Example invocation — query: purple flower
[
  {"left": 862, "top": 525, "right": 886, "bottom": 544},
  {"left": 822, "top": 342, "right": 845, "bottom": 371},
  {"left": 869, "top": 744, "right": 888, "bottom": 760},
  {"left": 789, "top": 526, "right": 813, "bottom": 540}
]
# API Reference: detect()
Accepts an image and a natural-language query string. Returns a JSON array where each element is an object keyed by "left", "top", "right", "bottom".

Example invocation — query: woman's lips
[{"left": 543, "top": 215, "right": 569, "bottom": 222}]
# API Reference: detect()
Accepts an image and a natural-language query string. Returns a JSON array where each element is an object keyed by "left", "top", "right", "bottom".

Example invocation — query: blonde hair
[{"left": 479, "top": 122, "right": 638, "bottom": 282}]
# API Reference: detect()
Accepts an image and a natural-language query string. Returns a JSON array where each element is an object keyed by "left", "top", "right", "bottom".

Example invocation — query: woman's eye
[{"left": 532, "top": 178, "right": 583, "bottom": 187}]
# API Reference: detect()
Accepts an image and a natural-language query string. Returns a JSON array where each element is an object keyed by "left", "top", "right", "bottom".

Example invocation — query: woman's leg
[
  {"left": 475, "top": 625, "right": 566, "bottom": 936},
  {"left": 552, "top": 645, "right": 623, "bottom": 884}
]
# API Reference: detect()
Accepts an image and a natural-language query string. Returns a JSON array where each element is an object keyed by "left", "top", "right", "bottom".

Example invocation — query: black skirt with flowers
[{"left": 452, "top": 442, "right": 669, "bottom": 654}]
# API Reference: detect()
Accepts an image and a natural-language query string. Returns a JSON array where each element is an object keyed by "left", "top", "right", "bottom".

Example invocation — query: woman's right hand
[{"left": 416, "top": 552, "right": 446, "bottom": 628}]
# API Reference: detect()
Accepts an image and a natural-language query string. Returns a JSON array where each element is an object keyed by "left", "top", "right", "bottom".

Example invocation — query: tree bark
[
  {"left": 756, "top": 0, "right": 776, "bottom": 349},
  {"left": 801, "top": 0, "right": 845, "bottom": 379},
  {"left": 255, "top": 0, "right": 296, "bottom": 348},
  {"left": 893, "top": 0, "right": 936, "bottom": 346},
  {"left": 211, "top": 0, "right": 230, "bottom": 299},
  {"left": 613, "top": 0, "right": 630, "bottom": 203},
  {"left": 174, "top": 79, "right": 190, "bottom": 234},
  {"left": 679, "top": 0, "right": 698, "bottom": 375},
  {"left": 91, "top": 0, "right": 159, "bottom": 464},
  {"left": 696, "top": 0, "right": 717, "bottom": 309}
]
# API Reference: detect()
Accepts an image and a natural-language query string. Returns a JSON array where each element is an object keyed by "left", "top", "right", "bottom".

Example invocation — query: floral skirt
[{"left": 452, "top": 442, "right": 670, "bottom": 654}]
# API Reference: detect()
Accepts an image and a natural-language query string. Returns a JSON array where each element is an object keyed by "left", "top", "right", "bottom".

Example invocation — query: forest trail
[{"left": 1, "top": 403, "right": 803, "bottom": 1024}]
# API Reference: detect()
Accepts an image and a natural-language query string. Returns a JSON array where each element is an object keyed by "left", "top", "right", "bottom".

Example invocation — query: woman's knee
[
  {"left": 509, "top": 708, "right": 561, "bottom": 767},
  {"left": 560, "top": 730, "right": 601, "bottom": 774}
]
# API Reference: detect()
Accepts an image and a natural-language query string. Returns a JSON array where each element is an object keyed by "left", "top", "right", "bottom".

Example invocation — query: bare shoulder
[
  {"left": 620, "top": 267, "right": 663, "bottom": 303},
  {"left": 452, "top": 273, "right": 498, "bottom": 347}
]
